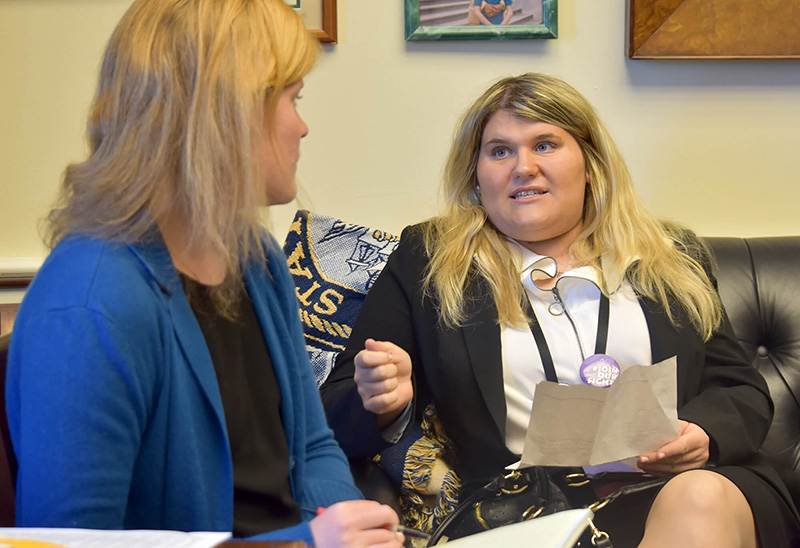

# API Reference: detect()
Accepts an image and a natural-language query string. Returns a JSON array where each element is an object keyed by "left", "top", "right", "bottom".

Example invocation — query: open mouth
[{"left": 511, "top": 189, "right": 546, "bottom": 199}]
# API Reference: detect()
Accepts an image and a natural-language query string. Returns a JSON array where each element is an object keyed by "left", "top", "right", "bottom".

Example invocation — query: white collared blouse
[{"left": 501, "top": 241, "right": 653, "bottom": 454}]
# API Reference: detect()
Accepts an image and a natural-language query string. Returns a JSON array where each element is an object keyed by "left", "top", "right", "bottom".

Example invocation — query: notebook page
[
  {"left": 0, "top": 528, "right": 231, "bottom": 548},
  {"left": 438, "top": 508, "right": 593, "bottom": 548}
]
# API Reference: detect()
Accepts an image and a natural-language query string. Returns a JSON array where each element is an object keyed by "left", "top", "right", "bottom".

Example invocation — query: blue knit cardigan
[{"left": 7, "top": 233, "right": 362, "bottom": 545}]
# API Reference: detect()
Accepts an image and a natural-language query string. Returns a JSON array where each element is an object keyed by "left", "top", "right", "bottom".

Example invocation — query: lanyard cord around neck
[{"left": 522, "top": 288, "right": 610, "bottom": 383}]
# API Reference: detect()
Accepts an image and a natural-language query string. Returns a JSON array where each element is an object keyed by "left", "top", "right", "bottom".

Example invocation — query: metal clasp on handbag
[
  {"left": 586, "top": 516, "right": 612, "bottom": 547},
  {"left": 499, "top": 470, "right": 529, "bottom": 494},
  {"left": 566, "top": 472, "right": 591, "bottom": 487}
]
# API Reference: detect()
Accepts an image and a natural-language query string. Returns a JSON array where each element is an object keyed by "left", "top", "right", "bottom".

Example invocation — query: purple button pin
[{"left": 579, "top": 354, "right": 620, "bottom": 387}]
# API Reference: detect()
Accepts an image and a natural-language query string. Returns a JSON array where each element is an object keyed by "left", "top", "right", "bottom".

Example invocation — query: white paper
[
  {"left": 521, "top": 357, "right": 679, "bottom": 467},
  {"left": 437, "top": 508, "right": 593, "bottom": 547},
  {"left": 0, "top": 529, "right": 231, "bottom": 548}
]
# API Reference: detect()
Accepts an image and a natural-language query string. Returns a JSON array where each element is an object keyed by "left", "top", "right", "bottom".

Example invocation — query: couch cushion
[
  {"left": 706, "top": 236, "right": 800, "bottom": 472},
  {"left": 0, "top": 332, "right": 15, "bottom": 526},
  {"left": 283, "top": 212, "right": 455, "bottom": 525},
  {"left": 282, "top": 210, "right": 400, "bottom": 386}
]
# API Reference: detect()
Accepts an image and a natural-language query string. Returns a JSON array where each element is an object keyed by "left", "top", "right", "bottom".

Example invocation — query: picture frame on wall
[
  {"left": 405, "top": 0, "right": 557, "bottom": 41},
  {"left": 628, "top": 0, "right": 800, "bottom": 59},
  {"left": 288, "top": 0, "right": 337, "bottom": 44}
]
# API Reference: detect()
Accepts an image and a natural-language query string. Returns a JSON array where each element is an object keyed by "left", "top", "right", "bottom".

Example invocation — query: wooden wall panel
[{"left": 629, "top": 0, "right": 800, "bottom": 59}]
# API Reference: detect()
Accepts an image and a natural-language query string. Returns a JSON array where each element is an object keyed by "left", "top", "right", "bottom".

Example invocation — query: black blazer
[{"left": 321, "top": 224, "right": 773, "bottom": 487}]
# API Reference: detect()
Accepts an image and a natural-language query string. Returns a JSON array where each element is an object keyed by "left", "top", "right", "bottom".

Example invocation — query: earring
[{"left": 476, "top": 184, "right": 481, "bottom": 193}]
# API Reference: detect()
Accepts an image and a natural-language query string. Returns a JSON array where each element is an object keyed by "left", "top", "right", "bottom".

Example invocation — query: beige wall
[{"left": 2, "top": 0, "right": 800, "bottom": 266}]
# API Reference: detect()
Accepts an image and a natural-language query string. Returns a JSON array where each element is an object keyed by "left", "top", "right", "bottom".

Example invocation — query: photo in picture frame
[{"left": 405, "top": 0, "right": 557, "bottom": 41}]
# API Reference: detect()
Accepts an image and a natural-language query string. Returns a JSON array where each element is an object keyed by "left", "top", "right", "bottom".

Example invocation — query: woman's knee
[
  {"left": 652, "top": 470, "right": 733, "bottom": 516},
  {"left": 644, "top": 470, "right": 757, "bottom": 548}
]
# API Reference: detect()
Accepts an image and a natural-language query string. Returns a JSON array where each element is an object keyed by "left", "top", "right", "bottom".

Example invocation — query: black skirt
[{"left": 586, "top": 465, "right": 800, "bottom": 548}]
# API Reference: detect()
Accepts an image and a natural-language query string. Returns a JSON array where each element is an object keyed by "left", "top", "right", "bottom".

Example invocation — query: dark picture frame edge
[{"left": 308, "top": 0, "right": 338, "bottom": 45}]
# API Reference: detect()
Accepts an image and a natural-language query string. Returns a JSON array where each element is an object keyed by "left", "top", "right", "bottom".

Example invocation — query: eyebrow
[{"left": 482, "top": 133, "right": 560, "bottom": 146}]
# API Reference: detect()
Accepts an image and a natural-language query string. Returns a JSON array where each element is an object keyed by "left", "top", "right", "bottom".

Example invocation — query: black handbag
[{"left": 426, "top": 467, "right": 668, "bottom": 547}]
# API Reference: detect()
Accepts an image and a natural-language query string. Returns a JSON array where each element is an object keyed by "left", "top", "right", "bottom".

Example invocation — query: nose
[
  {"left": 513, "top": 149, "right": 538, "bottom": 179},
  {"left": 299, "top": 114, "right": 309, "bottom": 139}
]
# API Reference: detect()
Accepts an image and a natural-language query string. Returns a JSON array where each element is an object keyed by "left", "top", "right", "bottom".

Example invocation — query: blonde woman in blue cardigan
[{"left": 6, "top": 1, "right": 402, "bottom": 546}]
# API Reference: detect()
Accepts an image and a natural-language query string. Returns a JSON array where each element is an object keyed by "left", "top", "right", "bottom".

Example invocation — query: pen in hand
[{"left": 301, "top": 505, "right": 431, "bottom": 541}]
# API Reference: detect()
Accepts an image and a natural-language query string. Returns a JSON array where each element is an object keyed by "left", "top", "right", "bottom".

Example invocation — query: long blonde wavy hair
[
  {"left": 46, "top": 0, "right": 318, "bottom": 315},
  {"left": 424, "top": 73, "right": 722, "bottom": 341}
]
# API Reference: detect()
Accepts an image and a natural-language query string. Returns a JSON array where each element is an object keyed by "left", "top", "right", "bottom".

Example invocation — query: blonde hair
[
  {"left": 46, "top": 0, "right": 318, "bottom": 314},
  {"left": 424, "top": 73, "right": 721, "bottom": 340}
]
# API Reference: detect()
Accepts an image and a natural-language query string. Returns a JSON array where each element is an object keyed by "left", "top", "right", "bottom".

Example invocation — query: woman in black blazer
[{"left": 321, "top": 73, "right": 800, "bottom": 547}]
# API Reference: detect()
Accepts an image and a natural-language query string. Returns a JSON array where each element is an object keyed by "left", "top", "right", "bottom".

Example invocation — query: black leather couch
[
  {"left": 348, "top": 236, "right": 800, "bottom": 511},
  {"left": 706, "top": 237, "right": 800, "bottom": 503},
  {"left": 0, "top": 332, "right": 15, "bottom": 526}
]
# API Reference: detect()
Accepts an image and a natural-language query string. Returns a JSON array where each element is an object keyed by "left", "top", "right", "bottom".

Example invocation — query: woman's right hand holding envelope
[
  {"left": 637, "top": 419, "right": 711, "bottom": 475},
  {"left": 354, "top": 338, "right": 413, "bottom": 428}
]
